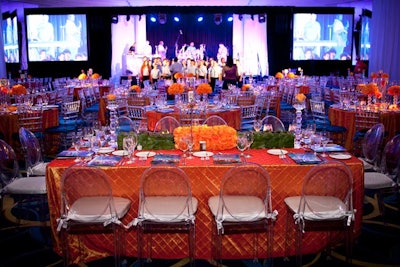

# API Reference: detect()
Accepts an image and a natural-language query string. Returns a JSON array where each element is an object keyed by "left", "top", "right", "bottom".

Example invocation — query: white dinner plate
[
  {"left": 267, "top": 149, "right": 288, "bottom": 155},
  {"left": 329, "top": 153, "right": 352, "bottom": 160},
  {"left": 44, "top": 105, "right": 59, "bottom": 109},
  {"left": 136, "top": 151, "right": 156, "bottom": 158},
  {"left": 97, "top": 147, "right": 115, "bottom": 154},
  {"left": 193, "top": 151, "right": 214, "bottom": 158},
  {"left": 112, "top": 150, "right": 128, "bottom": 156}
]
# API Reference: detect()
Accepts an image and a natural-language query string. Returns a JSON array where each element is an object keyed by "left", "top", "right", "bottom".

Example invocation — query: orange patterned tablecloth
[
  {"left": 46, "top": 149, "right": 363, "bottom": 264},
  {"left": 329, "top": 107, "right": 400, "bottom": 150},
  {"left": 0, "top": 107, "right": 59, "bottom": 146},
  {"left": 146, "top": 108, "right": 241, "bottom": 131}
]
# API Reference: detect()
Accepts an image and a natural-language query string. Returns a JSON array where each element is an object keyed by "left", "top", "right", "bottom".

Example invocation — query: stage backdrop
[{"left": 110, "top": 13, "right": 268, "bottom": 80}]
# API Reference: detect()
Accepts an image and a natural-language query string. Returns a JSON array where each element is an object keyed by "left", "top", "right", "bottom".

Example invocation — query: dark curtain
[{"left": 146, "top": 13, "right": 233, "bottom": 60}]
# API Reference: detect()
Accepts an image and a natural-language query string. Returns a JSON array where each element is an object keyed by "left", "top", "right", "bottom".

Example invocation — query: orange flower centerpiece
[
  {"left": 196, "top": 83, "right": 212, "bottom": 95},
  {"left": 11, "top": 84, "right": 27, "bottom": 96},
  {"left": 168, "top": 83, "right": 184, "bottom": 95},
  {"left": 173, "top": 125, "right": 237, "bottom": 151},
  {"left": 91, "top": 73, "right": 100, "bottom": 79},
  {"left": 78, "top": 73, "right": 87, "bottom": 80},
  {"left": 174, "top": 72, "right": 184, "bottom": 80},
  {"left": 358, "top": 83, "right": 380, "bottom": 106},
  {"left": 388, "top": 85, "right": 400, "bottom": 108},
  {"left": 130, "top": 85, "right": 141, "bottom": 93},
  {"left": 275, "top": 72, "right": 284, "bottom": 79},
  {"left": 106, "top": 93, "right": 116, "bottom": 101},
  {"left": 241, "top": 84, "right": 251, "bottom": 91}
]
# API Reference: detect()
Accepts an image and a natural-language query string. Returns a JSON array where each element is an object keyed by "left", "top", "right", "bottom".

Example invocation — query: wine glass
[
  {"left": 72, "top": 135, "right": 82, "bottom": 162},
  {"left": 244, "top": 131, "right": 254, "bottom": 158},
  {"left": 321, "top": 131, "right": 330, "bottom": 157},
  {"left": 253, "top": 120, "right": 262, "bottom": 132},
  {"left": 126, "top": 134, "right": 138, "bottom": 164},
  {"left": 178, "top": 138, "right": 189, "bottom": 165},
  {"left": 236, "top": 132, "right": 248, "bottom": 160},
  {"left": 123, "top": 136, "right": 133, "bottom": 158},
  {"left": 186, "top": 137, "right": 194, "bottom": 159},
  {"left": 91, "top": 136, "right": 101, "bottom": 155}
]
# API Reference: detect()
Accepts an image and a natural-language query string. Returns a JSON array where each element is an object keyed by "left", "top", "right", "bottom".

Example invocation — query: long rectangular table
[{"left": 46, "top": 149, "right": 363, "bottom": 264}]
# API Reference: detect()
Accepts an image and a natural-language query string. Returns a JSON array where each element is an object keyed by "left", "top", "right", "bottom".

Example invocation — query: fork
[{"left": 279, "top": 150, "right": 288, "bottom": 163}]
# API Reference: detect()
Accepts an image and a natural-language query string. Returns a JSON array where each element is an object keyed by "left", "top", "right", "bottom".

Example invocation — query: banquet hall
[{"left": 1, "top": 0, "right": 400, "bottom": 267}]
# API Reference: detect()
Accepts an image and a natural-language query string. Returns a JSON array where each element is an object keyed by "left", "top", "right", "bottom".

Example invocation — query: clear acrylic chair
[
  {"left": 130, "top": 165, "right": 198, "bottom": 267},
  {"left": 240, "top": 104, "right": 258, "bottom": 131},
  {"left": 56, "top": 166, "right": 131, "bottom": 267},
  {"left": 364, "top": 134, "right": 400, "bottom": 218},
  {"left": 208, "top": 163, "right": 278, "bottom": 266},
  {"left": 284, "top": 160, "right": 355, "bottom": 266},
  {"left": 203, "top": 115, "right": 228, "bottom": 126},
  {"left": 117, "top": 115, "right": 135, "bottom": 134},
  {"left": 0, "top": 139, "right": 47, "bottom": 224},
  {"left": 127, "top": 105, "right": 147, "bottom": 130},
  {"left": 359, "top": 123, "right": 385, "bottom": 171},
  {"left": 18, "top": 127, "right": 48, "bottom": 177},
  {"left": 261, "top": 115, "right": 285, "bottom": 132},
  {"left": 153, "top": 115, "right": 181, "bottom": 133}
]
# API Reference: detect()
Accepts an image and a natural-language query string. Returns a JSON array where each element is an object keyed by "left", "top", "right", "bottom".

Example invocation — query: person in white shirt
[
  {"left": 157, "top": 41, "right": 167, "bottom": 60},
  {"left": 208, "top": 58, "right": 221, "bottom": 93},
  {"left": 143, "top": 40, "right": 152, "bottom": 57},
  {"left": 197, "top": 60, "right": 208, "bottom": 80},
  {"left": 150, "top": 63, "right": 161, "bottom": 84}
]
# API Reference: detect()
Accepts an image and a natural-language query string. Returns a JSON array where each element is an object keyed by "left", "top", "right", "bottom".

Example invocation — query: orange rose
[
  {"left": 196, "top": 83, "right": 212, "bottom": 94},
  {"left": 388, "top": 85, "right": 400, "bottom": 96},
  {"left": 168, "top": 83, "right": 184, "bottom": 95},
  {"left": 287, "top": 72, "right": 296, "bottom": 79},
  {"left": 11, "top": 84, "right": 27, "bottom": 96},
  {"left": 91, "top": 73, "right": 100, "bottom": 79},
  {"left": 361, "top": 83, "right": 379, "bottom": 96},
  {"left": 295, "top": 93, "right": 306, "bottom": 103},
  {"left": 107, "top": 94, "right": 116, "bottom": 101},
  {"left": 275, "top": 72, "right": 284, "bottom": 79}
]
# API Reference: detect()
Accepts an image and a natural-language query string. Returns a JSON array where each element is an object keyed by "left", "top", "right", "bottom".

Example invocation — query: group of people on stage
[{"left": 135, "top": 48, "right": 243, "bottom": 92}]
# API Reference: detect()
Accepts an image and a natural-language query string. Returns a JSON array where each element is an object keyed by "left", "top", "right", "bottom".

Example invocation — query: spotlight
[
  {"left": 174, "top": 16, "right": 180, "bottom": 22},
  {"left": 197, "top": 16, "right": 203, "bottom": 22},
  {"left": 158, "top": 13, "right": 167, "bottom": 24},
  {"left": 258, "top": 13, "right": 266, "bottom": 23},
  {"left": 227, "top": 16, "right": 233, "bottom": 22},
  {"left": 111, "top": 15, "right": 118, "bottom": 24},
  {"left": 150, "top": 16, "right": 156, "bottom": 23},
  {"left": 214, "top": 13, "right": 222, "bottom": 25}
]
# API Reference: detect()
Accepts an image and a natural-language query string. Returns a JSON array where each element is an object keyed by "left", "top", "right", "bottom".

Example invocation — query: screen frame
[
  {"left": 24, "top": 9, "right": 89, "bottom": 62},
  {"left": 2, "top": 10, "right": 20, "bottom": 63},
  {"left": 291, "top": 7, "right": 354, "bottom": 62}
]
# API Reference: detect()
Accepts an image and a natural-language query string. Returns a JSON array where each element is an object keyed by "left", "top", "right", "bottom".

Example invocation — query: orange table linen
[
  {"left": 46, "top": 149, "right": 363, "bottom": 265},
  {"left": 329, "top": 107, "right": 400, "bottom": 150}
]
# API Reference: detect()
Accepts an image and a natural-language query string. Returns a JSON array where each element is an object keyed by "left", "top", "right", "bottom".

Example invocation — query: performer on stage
[
  {"left": 157, "top": 40, "right": 167, "bottom": 59},
  {"left": 217, "top": 43, "right": 228, "bottom": 65},
  {"left": 186, "top": 42, "right": 197, "bottom": 59}
]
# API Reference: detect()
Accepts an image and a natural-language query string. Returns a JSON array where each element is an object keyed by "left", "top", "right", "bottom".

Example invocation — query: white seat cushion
[
  {"left": 30, "top": 162, "right": 48, "bottom": 176},
  {"left": 208, "top": 195, "right": 267, "bottom": 222},
  {"left": 284, "top": 195, "right": 348, "bottom": 220},
  {"left": 5, "top": 176, "right": 47, "bottom": 195},
  {"left": 364, "top": 172, "right": 394, "bottom": 190},
  {"left": 358, "top": 157, "right": 375, "bottom": 171},
  {"left": 67, "top": 196, "right": 131, "bottom": 223},
  {"left": 142, "top": 196, "right": 198, "bottom": 222}
]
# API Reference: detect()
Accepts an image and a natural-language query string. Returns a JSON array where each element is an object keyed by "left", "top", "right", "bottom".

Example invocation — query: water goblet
[
  {"left": 253, "top": 120, "right": 262, "bottom": 132},
  {"left": 236, "top": 132, "right": 248, "bottom": 160},
  {"left": 91, "top": 136, "right": 102, "bottom": 156},
  {"left": 178, "top": 138, "right": 189, "bottom": 165},
  {"left": 320, "top": 131, "right": 330, "bottom": 157},
  {"left": 244, "top": 131, "right": 254, "bottom": 158},
  {"left": 186, "top": 137, "right": 194, "bottom": 159},
  {"left": 72, "top": 135, "right": 83, "bottom": 162}
]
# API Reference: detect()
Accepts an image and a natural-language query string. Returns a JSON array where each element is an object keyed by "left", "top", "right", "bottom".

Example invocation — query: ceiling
[{"left": 3, "top": 0, "right": 372, "bottom": 9}]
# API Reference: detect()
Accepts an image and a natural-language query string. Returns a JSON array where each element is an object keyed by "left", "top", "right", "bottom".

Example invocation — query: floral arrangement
[
  {"left": 196, "top": 83, "right": 212, "bottom": 94},
  {"left": 173, "top": 125, "right": 237, "bottom": 151},
  {"left": 241, "top": 84, "right": 251, "bottom": 91},
  {"left": 130, "top": 85, "right": 141, "bottom": 93},
  {"left": 275, "top": 72, "right": 284, "bottom": 79},
  {"left": 91, "top": 73, "right": 100, "bottom": 79},
  {"left": 287, "top": 72, "right": 296, "bottom": 79},
  {"left": 174, "top": 72, "right": 184, "bottom": 79},
  {"left": 357, "top": 83, "right": 380, "bottom": 96},
  {"left": 1, "top": 86, "right": 8, "bottom": 94},
  {"left": 295, "top": 93, "right": 306, "bottom": 103},
  {"left": 186, "top": 73, "right": 195, "bottom": 78},
  {"left": 106, "top": 94, "right": 116, "bottom": 101},
  {"left": 370, "top": 71, "right": 389, "bottom": 79},
  {"left": 168, "top": 83, "right": 184, "bottom": 95},
  {"left": 78, "top": 73, "right": 87, "bottom": 80},
  {"left": 11, "top": 84, "right": 27, "bottom": 95},
  {"left": 388, "top": 85, "right": 400, "bottom": 96}
]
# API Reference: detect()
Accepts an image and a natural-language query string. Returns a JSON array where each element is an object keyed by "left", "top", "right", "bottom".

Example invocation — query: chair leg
[{"left": 189, "top": 223, "right": 196, "bottom": 267}]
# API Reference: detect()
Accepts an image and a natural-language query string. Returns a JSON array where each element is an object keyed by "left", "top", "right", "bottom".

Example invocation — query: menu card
[
  {"left": 288, "top": 152, "right": 323, "bottom": 165},
  {"left": 312, "top": 144, "right": 346, "bottom": 153},
  {"left": 57, "top": 150, "right": 94, "bottom": 158},
  {"left": 87, "top": 155, "right": 122, "bottom": 166},
  {"left": 213, "top": 154, "right": 242, "bottom": 164},
  {"left": 151, "top": 154, "right": 181, "bottom": 165}
]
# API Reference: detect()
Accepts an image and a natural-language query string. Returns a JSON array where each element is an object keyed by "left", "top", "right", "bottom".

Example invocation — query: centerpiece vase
[
  {"left": 106, "top": 102, "right": 118, "bottom": 148},
  {"left": 393, "top": 95, "right": 398, "bottom": 108},
  {"left": 292, "top": 102, "right": 305, "bottom": 149},
  {"left": 175, "top": 94, "right": 181, "bottom": 105},
  {"left": 367, "top": 94, "right": 373, "bottom": 107}
]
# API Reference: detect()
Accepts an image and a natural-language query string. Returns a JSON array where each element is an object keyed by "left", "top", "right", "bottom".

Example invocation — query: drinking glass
[
  {"left": 321, "top": 131, "right": 330, "bottom": 157},
  {"left": 91, "top": 136, "right": 101, "bottom": 155},
  {"left": 72, "top": 135, "right": 82, "bottom": 162},
  {"left": 186, "top": 137, "right": 194, "bottom": 159},
  {"left": 253, "top": 120, "right": 262, "bottom": 132},
  {"left": 244, "top": 131, "right": 254, "bottom": 158},
  {"left": 178, "top": 138, "right": 189, "bottom": 165},
  {"left": 237, "top": 132, "right": 248, "bottom": 159}
]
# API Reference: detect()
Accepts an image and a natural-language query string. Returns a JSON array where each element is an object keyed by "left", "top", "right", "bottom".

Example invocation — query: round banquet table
[
  {"left": 146, "top": 107, "right": 241, "bottom": 131},
  {"left": 328, "top": 106, "right": 400, "bottom": 150}
]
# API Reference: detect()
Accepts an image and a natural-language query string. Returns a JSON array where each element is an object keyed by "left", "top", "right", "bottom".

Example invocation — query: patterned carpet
[{"left": 1, "top": 190, "right": 399, "bottom": 267}]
